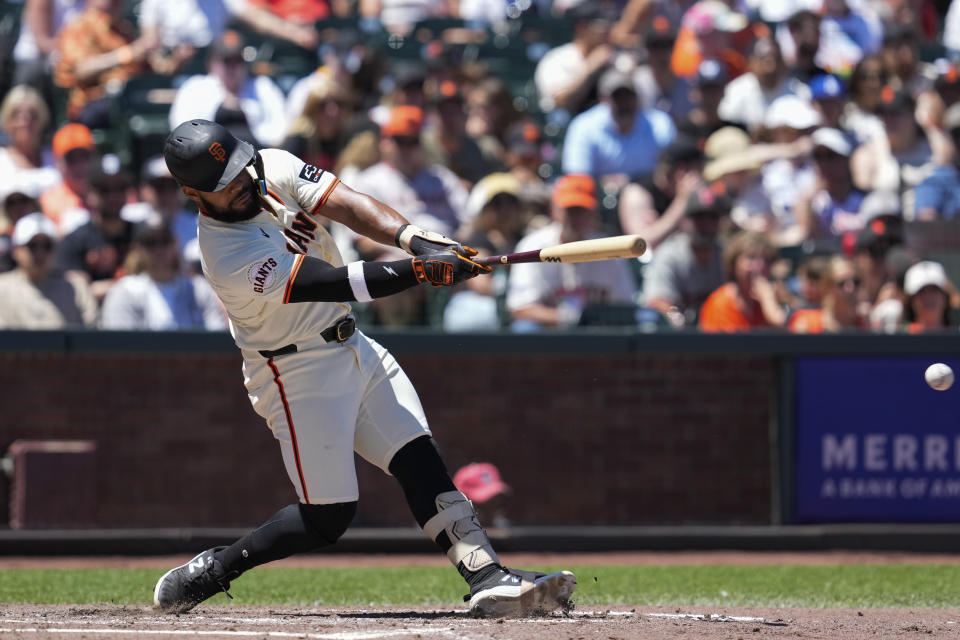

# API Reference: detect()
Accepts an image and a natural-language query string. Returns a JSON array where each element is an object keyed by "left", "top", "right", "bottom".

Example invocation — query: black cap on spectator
[
  {"left": 209, "top": 29, "right": 245, "bottom": 62},
  {"left": 133, "top": 221, "right": 175, "bottom": 246},
  {"left": 661, "top": 135, "right": 704, "bottom": 167},
  {"left": 88, "top": 153, "right": 132, "bottom": 191},
  {"left": 392, "top": 63, "right": 427, "bottom": 90},
  {"left": 505, "top": 121, "right": 542, "bottom": 156},
  {"left": 686, "top": 184, "right": 727, "bottom": 216},
  {"left": 695, "top": 60, "right": 727, "bottom": 87},
  {"left": 855, "top": 217, "right": 902, "bottom": 252},
  {"left": 644, "top": 15, "right": 677, "bottom": 48},
  {"left": 567, "top": 2, "right": 616, "bottom": 23},
  {"left": 876, "top": 86, "right": 913, "bottom": 114},
  {"left": 882, "top": 22, "right": 916, "bottom": 46}
]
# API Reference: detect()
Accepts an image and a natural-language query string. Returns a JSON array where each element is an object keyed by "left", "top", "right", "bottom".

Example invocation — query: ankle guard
[{"left": 422, "top": 491, "right": 498, "bottom": 571}]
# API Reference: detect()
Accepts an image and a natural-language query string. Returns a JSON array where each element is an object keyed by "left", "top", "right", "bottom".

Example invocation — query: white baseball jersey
[
  {"left": 198, "top": 148, "right": 431, "bottom": 504},
  {"left": 198, "top": 148, "right": 349, "bottom": 353}
]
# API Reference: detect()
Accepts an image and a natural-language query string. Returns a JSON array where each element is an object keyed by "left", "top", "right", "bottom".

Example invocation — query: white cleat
[{"left": 468, "top": 569, "right": 577, "bottom": 618}]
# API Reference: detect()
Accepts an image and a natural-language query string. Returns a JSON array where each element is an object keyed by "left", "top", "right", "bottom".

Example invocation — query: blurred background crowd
[{"left": 0, "top": 0, "right": 959, "bottom": 333}]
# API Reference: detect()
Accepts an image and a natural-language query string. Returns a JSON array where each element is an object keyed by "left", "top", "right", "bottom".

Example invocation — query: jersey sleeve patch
[
  {"left": 298, "top": 164, "right": 324, "bottom": 183},
  {"left": 247, "top": 257, "right": 281, "bottom": 294}
]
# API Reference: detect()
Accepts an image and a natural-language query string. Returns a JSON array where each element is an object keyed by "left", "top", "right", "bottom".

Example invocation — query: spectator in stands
[
  {"left": 844, "top": 55, "right": 888, "bottom": 144},
  {"left": 852, "top": 198, "right": 904, "bottom": 321},
  {"left": 808, "top": 74, "right": 856, "bottom": 139},
  {"left": 699, "top": 231, "right": 787, "bottom": 332},
  {"left": 169, "top": 30, "right": 288, "bottom": 148},
  {"left": 820, "top": 0, "right": 881, "bottom": 74},
  {"left": 618, "top": 135, "right": 704, "bottom": 249},
  {"left": 794, "top": 254, "right": 830, "bottom": 310},
  {"left": 759, "top": 95, "right": 820, "bottom": 243},
  {"left": 462, "top": 172, "right": 528, "bottom": 257},
  {"left": 670, "top": 0, "right": 748, "bottom": 81},
  {"left": 352, "top": 105, "right": 468, "bottom": 238},
  {"left": 914, "top": 102, "right": 960, "bottom": 220},
  {"left": 55, "top": 153, "right": 138, "bottom": 301},
  {"left": 40, "top": 123, "right": 95, "bottom": 232},
  {"left": 788, "top": 255, "right": 865, "bottom": 332},
  {"left": 0, "top": 184, "right": 45, "bottom": 271},
  {"left": 53, "top": 0, "right": 161, "bottom": 127},
  {"left": 701, "top": 126, "right": 769, "bottom": 232},
  {"left": 422, "top": 82, "right": 501, "bottom": 186},
  {"left": 718, "top": 37, "right": 803, "bottom": 133},
  {"left": 138, "top": 0, "right": 318, "bottom": 53},
  {"left": 634, "top": 17, "right": 694, "bottom": 122},
  {"left": 784, "top": 9, "right": 827, "bottom": 84},
  {"left": 534, "top": 3, "right": 615, "bottom": 115},
  {"left": 465, "top": 77, "right": 519, "bottom": 164},
  {"left": 562, "top": 68, "right": 676, "bottom": 189},
  {"left": 0, "top": 86, "right": 60, "bottom": 197},
  {"left": 676, "top": 59, "right": 735, "bottom": 144},
  {"left": 794, "top": 127, "right": 865, "bottom": 248},
  {"left": 850, "top": 87, "right": 944, "bottom": 216},
  {"left": 283, "top": 73, "right": 351, "bottom": 173},
  {"left": 453, "top": 462, "right": 511, "bottom": 529},
  {"left": 899, "top": 260, "right": 957, "bottom": 332},
  {"left": 0, "top": 212, "right": 97, "bottom": 328},
  {"left": 880, "top": 24, "right": 929, "bottom": 96},
  {"left": 500, "top": 120, "right": 551, "bottom": 214},
  {"left": 101, "top": 223, "right": 226, "bottom": 330},
  {"left": 642, "top": 185, "right": 725, "bottom": 328},
  {"left": 12, "top": 0, "right": 83, "bottom": 89},
  {"left": 506, "top": 174, "right": 637, "bottom": 330},
  {"left": 120, "top": 156, "right": 198, "bottom": 255}
]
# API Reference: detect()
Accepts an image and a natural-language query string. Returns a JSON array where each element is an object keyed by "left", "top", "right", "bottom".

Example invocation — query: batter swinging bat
[{"left": 474, "top": 234, "right": 647, "bottom": 267}]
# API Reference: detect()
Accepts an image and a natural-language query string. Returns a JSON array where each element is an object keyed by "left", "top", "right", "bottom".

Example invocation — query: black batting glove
[{"left": 411, "top": 251, "right": 491, "bottom": 287}]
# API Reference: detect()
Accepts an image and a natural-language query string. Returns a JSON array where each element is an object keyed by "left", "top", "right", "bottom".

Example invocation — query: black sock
[{"left": 457, "top": 561, "right": 506, "bottom": 591}]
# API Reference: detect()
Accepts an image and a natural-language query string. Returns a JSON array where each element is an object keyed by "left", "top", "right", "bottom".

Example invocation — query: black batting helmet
[{"left": 163, "top": 120, "right": 255, "bottom": 192}]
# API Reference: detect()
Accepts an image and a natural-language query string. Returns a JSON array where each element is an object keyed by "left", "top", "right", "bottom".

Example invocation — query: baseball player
[{"left": 152, "top": 120, "right": 576, "bottom": 617}]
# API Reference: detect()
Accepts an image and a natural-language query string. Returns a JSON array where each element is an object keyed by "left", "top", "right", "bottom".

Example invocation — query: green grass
[{"left": 1, "top": 565, "right": 958, "bottom": 608}]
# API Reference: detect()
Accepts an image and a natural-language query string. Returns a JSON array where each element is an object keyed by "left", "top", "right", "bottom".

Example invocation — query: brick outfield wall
[{"left": 0, "top": 349, "right": 774, "bottom": 528}]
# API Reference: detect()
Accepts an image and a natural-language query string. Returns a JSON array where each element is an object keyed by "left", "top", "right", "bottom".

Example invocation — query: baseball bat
[{"left": 474, "top": 234, "right": 647, "bottom": 267}]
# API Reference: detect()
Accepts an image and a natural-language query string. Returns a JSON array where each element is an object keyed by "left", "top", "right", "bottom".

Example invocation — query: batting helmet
[{"left": 163, "top": 120, "right": 255, "bottom": 192}]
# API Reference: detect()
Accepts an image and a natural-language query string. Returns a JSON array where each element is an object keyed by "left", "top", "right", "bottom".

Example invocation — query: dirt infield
[
  {"left": 0, "top": 603, "right": 957, "bottom": 639},
  {"left": 1, "top": 552, "right": 959, "bottom": 639}
]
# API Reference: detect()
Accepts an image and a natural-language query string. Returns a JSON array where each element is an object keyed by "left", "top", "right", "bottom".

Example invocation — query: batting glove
[
  {"left": 412, "top": 251, "right": 491, "bottom": 287},
  {"left": 395, "top": 224, "right": 478, "bottom": 259}
]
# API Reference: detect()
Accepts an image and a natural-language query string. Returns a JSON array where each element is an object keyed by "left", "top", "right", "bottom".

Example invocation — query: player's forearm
[
  {"left": 287, "top": 256, "right": 419, "bottom": 303},
  {"left": 321, "top": 183, "right": 408, "bottom": 248}
]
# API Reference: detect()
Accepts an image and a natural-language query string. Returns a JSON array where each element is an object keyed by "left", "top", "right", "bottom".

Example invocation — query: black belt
[{"left": 258, "top": 316, "right": 356, "bottom": 358}]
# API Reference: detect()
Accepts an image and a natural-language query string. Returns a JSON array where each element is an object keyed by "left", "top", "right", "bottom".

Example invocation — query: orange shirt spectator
[
  {"left": 40, "top": 123, "right": 95, "bottom": 231},
  {"left": 699, "top": 282, "right": 770, "bottom": 331},
  {"left": 670, "top": 0, "right": 748, "bottom": 79},
  {"left": 699, "top": 230, "right": 786, "bottom": 332},
  {"left": 249, "top": 0, "right": 331, "bottom": 22},
  {"left": 54, "top": 0, "right": 151, "bottom": 122}
]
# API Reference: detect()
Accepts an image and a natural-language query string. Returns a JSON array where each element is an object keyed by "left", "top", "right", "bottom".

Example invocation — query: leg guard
[{"left": 423, "top": 491, "right": 499, "bottom": 571}]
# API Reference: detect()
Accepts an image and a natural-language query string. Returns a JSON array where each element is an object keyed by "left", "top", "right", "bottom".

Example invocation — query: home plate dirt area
[{"left": 1, "top": 552, "right": 959, "bottom": 639}]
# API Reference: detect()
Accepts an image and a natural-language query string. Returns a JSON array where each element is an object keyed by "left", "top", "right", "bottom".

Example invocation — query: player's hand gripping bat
[{"left": 474, "top": 234, "right": 647, "bottom": 267}]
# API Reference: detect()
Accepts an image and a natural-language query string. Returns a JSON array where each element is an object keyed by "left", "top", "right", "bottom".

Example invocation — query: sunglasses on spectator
[
  {"left": 26, "top": 239, "right": 54, "bottom": 253},
  {"left": 835, "top": 277, "right": 861, "bottom": 288},
  {"left": 139, "top": 236, "right": 173, "bottom": 249},
  {"left": 5, "top": 194, "right": 34, "bottom": 207},
  {"left": 813, "top": 151, "right": 843, "bottom": 161},
  {"left": 392, "top": 136, "right": 420, "bottom": 148}
]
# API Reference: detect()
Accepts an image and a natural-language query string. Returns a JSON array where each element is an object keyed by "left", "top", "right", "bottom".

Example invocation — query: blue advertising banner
[{"left": 794, "top": 357, "right": 960, "bottom": 523}]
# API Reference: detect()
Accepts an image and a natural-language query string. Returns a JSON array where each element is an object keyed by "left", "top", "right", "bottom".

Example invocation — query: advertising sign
[{"left": 794, "top": 357, "right": 960, "bottom": 522}]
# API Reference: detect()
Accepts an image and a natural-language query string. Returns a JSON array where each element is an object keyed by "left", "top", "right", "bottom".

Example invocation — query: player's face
[{"left": 185, "top": 170, "right": 261, "bottom": 223}]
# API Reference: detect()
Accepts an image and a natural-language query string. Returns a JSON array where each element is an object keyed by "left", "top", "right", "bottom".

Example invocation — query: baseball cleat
[
  {"left": 153, "top": 547, "right": 234, "bottom": 614},
  {"left": 467, "top": 568, "right": 576, "bottom": 618}
]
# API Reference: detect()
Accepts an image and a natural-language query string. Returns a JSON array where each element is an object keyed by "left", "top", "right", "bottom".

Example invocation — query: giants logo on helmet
[
  {"left": 209, "top": 142, "right": 227, "bottom": 163},
  {"left": 248, "top": 257, "right": 279, "bottom": 293}
]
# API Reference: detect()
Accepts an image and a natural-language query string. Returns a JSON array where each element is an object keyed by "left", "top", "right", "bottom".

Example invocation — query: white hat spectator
[
  {"left": 811, "top": 127, "right": 852, "bottom": 156},
  {"left": 682, "top": 0, "right": 748, "bottom": 35},
  {"left": 764, "top": 95, "right": 822, "bottom": 130},
  {"left": 904, "top": 261, "right": 949, "bottom": 296},
  {"left": 859, "top": 190, "right": 902, "bottom": 222},
  {"left": 11, "top": 212, "right": 58, "bottom": 247}
]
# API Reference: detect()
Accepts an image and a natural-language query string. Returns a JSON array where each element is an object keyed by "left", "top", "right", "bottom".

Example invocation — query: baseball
[{"left": 925, "top": 363, "right": 954, "bottom": 391}]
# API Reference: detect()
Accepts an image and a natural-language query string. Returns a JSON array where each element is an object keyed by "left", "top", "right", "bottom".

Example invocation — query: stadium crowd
[{"left": 0, "top": 0, "right": 958, "bottom": 333}]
